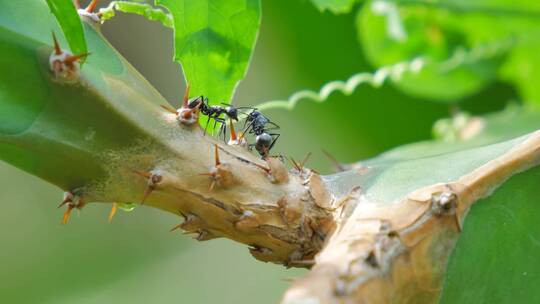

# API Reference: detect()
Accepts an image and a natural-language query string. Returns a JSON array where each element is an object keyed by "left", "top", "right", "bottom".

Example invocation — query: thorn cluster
[
  {"left": 75, "top": 0, "right": 101, "bottom": 23},
  {"left": 161, "top": 84, "right": 201, "bottom": 125},
  {"left": 200, "top": 144, "right": 235, "bottom": 191},
  {"left": 49, "top": 32, "right": 89, "bottom": 79},
  {"left": 134, "top": 169, "right": 163, "bottom": 204},
  {"left": 58, "top": 191, "right": 85, "bottom": 225}
]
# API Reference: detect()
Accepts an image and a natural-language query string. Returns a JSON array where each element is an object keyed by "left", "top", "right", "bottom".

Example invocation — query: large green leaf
[
  {"left": 45, "top": 0, "right": 87, "bottom": 55},
  {"left": 440, "top": 165, "right": 540, "bottom": 303},
  {"left": 154, "top": 0, "right": 261, "bottom": 103}
]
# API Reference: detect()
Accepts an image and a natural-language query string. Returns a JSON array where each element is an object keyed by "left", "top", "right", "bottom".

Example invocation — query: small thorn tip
[
  {"left": 108, "top": 203, "right": 118, "bottom": 223},
  {"left": 86, "top": 0, "right": 98, "bottom": 13}
]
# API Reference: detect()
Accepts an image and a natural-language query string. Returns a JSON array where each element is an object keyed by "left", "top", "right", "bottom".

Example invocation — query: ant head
[
  {"left": 187, "top": 97, "right": 204, "bottom": 109},
  {"left": 225, "top": 106, "right": 239, "bottom": 120}
]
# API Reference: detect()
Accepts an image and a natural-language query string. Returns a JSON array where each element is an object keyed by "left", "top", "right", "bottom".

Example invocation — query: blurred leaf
[
  {"left": 370, "top": 105, "right": 540, "bottom": 162},
  {"left": 500, "top": 43, "right": 540, "bottom": 105},
  {"left": 45, "top": 0, "right": 87, "bottom": 55},
  {"left": 357, "top": 1, "right": 501, "bottom": 102},
  {"left": 100, "top": 1, "right": 173, "bottom": 28},
  {"left": 310, "top": 0, "right": 358, "bottom": 14},
  {"left": 155, "top": 0, "right": 261, "bottom": 103},
  {"left": 370, "top": 0, "right": 406, "bottom": 40}
]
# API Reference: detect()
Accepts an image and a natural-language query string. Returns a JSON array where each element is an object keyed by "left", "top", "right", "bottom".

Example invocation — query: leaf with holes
[{"left": 155, "top": 0, "right": 261, "bottom": 103}]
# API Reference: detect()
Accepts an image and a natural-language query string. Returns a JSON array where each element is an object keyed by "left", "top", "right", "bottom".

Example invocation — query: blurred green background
[{"left": 0, "top": 0, "right": 520, "bottom": 303}]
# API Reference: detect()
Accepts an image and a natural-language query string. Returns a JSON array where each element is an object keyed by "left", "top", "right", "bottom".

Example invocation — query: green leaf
[
  {"left": 310, "top": 0, "right": 357, "bottom": 14},
  {"left": 440, "top": 165, "right": 540, "bottom": 303},
  {"left": 45, "top": 0, "right": 87, "bottom": 55},
  {"left": 154, "top": 0, "right": 261, "bottom": 103}
]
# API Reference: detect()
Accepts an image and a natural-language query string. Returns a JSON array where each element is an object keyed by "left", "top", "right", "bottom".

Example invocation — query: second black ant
[{"left": 242, "top": 109, "right": 280, "bottom": 158}]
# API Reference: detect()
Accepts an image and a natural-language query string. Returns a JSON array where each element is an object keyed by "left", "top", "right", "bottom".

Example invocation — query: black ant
[
  {"left": 163, "top": 84, "right": 250, "bottom": 138},
  {"left": 187, "top": 96, "right": 254, "bottom": 139},
  {"left": 243, "top": 109, "right": 280, "bottom": 158}
]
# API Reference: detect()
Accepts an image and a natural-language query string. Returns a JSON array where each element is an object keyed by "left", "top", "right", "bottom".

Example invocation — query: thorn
[
  {"left": 160, "top": 104, "right": 177, "bottom": 114},
  {"left": 134, "top": 170, "right": 163, "bottom": 204},
  {"left": 321, "top": 149, "right": 347, "bottom": 172},
  {"left": 170, "top": 223, "right": 183, "bottom": 232},
  {"left": 85, "top": 0, "right": 98, "bottom": 13},
  {"left": 288, "top": 157, "right": 302, "bottom": 172},
  {"left": 238, "top": 131, "right": 245, "bottom": 143},
  {"left": 199, "top": 145, "right": 221, "bottom": 176},
  {"left": 182, "top": 83, "right": 191, "bottom": 107},
  {"left": 253, "top": 162, "right": 271, "bottom": 174},
  {"left": 108, "top": 203, "right": 118, "bottom": 223},
  {"left": 59, "top": 191, "right": 84, "bottom": 225},
  {"left": 133, "top": 170, "right": 152, "bottom": 179},
  {"left": 58, "top": 192, "right": 73, "bottom": 208},
  {"left": 300, "top": 152, "right": 312, "bottom": 169},
  {"left": 289, "top": 259, "right": 315, "bottom": 266},
  {"left": 61, "top": 204, "right": 75, "bottom": 225},
  {"left": 214, "top": 144, "right": 221, "bottom": 166},
  {"left": 199, "top": 145, "right": 237, "bottom": 191},
  {"left": 209, "top": 180, "right": 216, "bottom": 192},
  {"left": 141, "top": 185, "right": 153, "bottom": 205},
  {"left": 64, "top": 52, "right": 90, "bottom": 65},
  {"left": 229, "top": 118, "right": 237, "bottom": 141},
  {"left": 51, "top": 31, "right": 62, "bottom": 55}
]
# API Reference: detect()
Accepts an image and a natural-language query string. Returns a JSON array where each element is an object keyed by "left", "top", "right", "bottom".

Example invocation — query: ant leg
[
  {"left": 203, "top": 116, "right": 212, "bottom": 136},
  {"left": 243, "top": 120, "right": 254, "bottom": 135},
  {"left": 213, "top": 117, "right": 226, "bottom": 134},
  {"left": 267, "top": 133, "right": 281, "bottom": 152},
  {"left": 237, "top": 106, "right": 258, "bottom": 111},
  {"left": 219, "top": 120, "right": 228, "bottom": 142},
  {"left": 263, "top": 126, "right": 280, "bottom": 132},
  {"left": 267, "top": 121, "right": 280, "bottom": 129}
]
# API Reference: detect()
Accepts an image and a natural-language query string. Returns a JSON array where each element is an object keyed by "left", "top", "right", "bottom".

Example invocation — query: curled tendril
[{"left": 255, "top": 38, "right": 516, "bottom": 111}]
